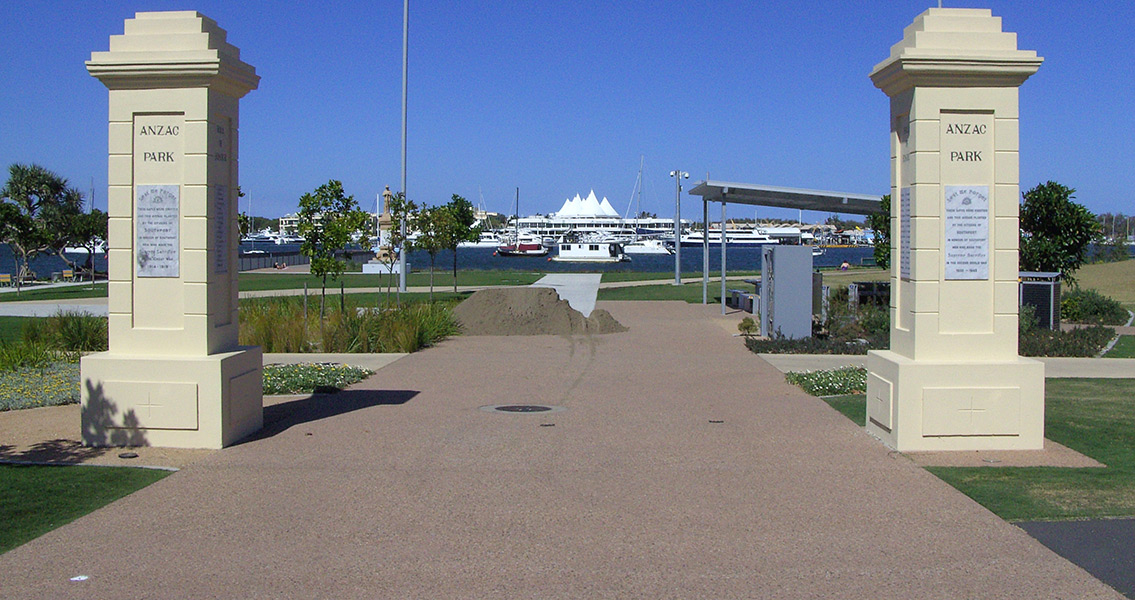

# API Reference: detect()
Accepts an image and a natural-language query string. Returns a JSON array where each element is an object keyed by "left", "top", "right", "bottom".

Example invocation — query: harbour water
[{"left": 1, "top": 243, "right": 875, "bottom": 278}]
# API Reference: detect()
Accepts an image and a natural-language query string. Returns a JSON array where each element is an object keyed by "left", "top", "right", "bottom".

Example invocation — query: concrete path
[
  {"left": 0, "top": 301, "right": 1121, "bottom": 598},
  {"left": 759, "top": 353, "right": 1135, "bottom": 378},
  {"left": 530, "top": 273, "right": 602, "bottom": 317}
]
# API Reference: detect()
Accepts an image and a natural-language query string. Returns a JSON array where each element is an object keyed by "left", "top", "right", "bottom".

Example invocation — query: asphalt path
[{"left": 1018, "top": 519, "right": 1135, "bottom": 599}]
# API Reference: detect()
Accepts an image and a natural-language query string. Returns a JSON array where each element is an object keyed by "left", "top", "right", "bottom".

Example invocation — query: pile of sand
[{"left": 454, "top": 287, "right": 628, "bottom": 336}]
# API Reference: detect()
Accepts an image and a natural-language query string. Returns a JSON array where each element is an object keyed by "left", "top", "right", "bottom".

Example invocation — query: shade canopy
[{"left": 687, "top": 180, "right": 883, "bottom": 216}]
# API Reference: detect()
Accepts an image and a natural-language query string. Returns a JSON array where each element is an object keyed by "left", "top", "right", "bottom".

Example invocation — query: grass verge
[
  {"left": 0, "top": 317, "right": 34, "bottom": 343},
  {"left": 794, "top": 373, "right": 1135, "bottom": 522},
  {"left": 0, "top": 464, "right": 170, "bottom": 554},
  {"left": 597, "top": 282, "right": 721, "bottom": 303},
  {"left": 1105, "top": 336, "right": 1135, "bottom": 359},
  {"left": 0, "top": 283, "right": 107, "bottom": 303}
]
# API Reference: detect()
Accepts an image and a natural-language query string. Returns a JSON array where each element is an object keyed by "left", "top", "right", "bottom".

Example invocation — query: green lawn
[
  {"left": 0, "top": 284, "right": 107, "bottom": 303},
  {"left": 0, "top": 317, "right": 33, "bottom": 343},
  {"left": 0, "top": 464, "right": 171, "bottom": 554},
  {"left": 597, "top": 282, "right": 724, "bottom": 303},
  {"left": 1105, "top": 335, "right": 1135, "bottom": 358},
  {"left": 814, "top": 379, "right": 1135, "bottom": 521}
]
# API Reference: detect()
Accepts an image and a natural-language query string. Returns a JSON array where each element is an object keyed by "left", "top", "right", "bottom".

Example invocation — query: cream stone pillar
[
  {"left": 866, "top": 8, "right": 1044, "bottom": 451},
  {"left": 81, "top": 11, "right": 262, "bottom": 449}
]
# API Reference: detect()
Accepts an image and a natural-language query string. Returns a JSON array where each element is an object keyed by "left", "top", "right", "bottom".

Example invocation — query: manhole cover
[
  {"left": 480, "top": 404, "right": 566, "bottom": 414},
  {"left": 496, "top": 405, "right": 552, "bottom": 413}
]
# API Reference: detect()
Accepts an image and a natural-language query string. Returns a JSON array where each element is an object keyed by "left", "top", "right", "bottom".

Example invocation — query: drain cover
[
  {"left": 480, "top": 404, "right": 566, "bottom": 415},
  {"left": 496, "top": 405, "right": 552, "bottom": 413}
]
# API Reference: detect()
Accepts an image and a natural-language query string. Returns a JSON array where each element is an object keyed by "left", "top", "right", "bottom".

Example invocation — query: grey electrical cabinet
[
  {"left": 760, "top": 245, "right": 813, "bottom": 339},
  {"left": 1019, "top": 272, "right": 1061, "bottom": 330}
]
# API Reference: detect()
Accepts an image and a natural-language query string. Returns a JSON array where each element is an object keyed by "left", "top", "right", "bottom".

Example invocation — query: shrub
[
  {"left": 1019, "top": 325, "right": 1115, "bottom": 357},
  {"left": 785, "top": 366, "right": 867, "bottom": 396},
  {"left": 22, "top": 311, "right": 107, "bottom": 352},
  {"left": 0, "top": 362, "right": 80, "bottom": 410},
  {"left": 738, "top": 317, "right": 758, "bottom": 337},
  {"left": 0, "top": 341, "right": 65, "bottom": 372},
  {"left": 1061, "top": 288, "right": 1129, "bottom": 325},
  {"left": 239, "top": 297, "right": 460, "bottom": 353},
  {"left": 262, "top": 363, "right": 372, "bottom": 395}
]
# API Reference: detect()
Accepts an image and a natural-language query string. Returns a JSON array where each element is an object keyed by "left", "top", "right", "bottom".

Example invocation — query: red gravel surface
[{"left": 0, "top": 301, "right": 1121, "bottom": 598}]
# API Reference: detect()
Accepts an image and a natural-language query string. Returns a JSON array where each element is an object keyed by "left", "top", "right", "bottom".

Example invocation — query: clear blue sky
[{"left": 2, "top": 1, "right": 1131, "bottom": 223}]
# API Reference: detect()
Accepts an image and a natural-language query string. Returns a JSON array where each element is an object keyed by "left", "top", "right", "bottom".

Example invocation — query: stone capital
[
  {"left": 86, "top": 11, "right": 259, "bottom": 98},
  {"left": 869, "top": 8, "right": 1042, "bottom": 97}
]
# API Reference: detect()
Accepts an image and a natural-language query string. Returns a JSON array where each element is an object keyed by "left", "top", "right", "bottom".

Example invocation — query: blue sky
[{"left": 2, "top": 1, "right": 1131, "bottom": 223}]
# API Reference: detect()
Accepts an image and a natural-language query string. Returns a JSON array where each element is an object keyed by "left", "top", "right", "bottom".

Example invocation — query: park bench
[{"left": 0, "top": 273, "right": 11, "bottom": 286}]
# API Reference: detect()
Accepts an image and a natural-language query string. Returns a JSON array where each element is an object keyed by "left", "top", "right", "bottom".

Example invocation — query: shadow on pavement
[
  {"left": 0, "top": 439, "right": 111, "bottom": 464},
  {"left": 243, "top": 388, "right": 419, "bottom": 442}
]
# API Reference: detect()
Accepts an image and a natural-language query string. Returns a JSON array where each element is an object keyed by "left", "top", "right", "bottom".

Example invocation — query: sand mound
[{"left": 454, "top": 287, "right": 628, "bottom": 336}]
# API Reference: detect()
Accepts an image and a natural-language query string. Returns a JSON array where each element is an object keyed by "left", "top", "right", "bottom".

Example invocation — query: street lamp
[
  {"left": 398, "top": 0, "right": 409, "bottom": 293},
  {"left": 670, "top": 170, "right": 688, "bottom": 285}
]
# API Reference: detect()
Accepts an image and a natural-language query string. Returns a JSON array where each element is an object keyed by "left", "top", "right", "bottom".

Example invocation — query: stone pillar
[
  {"left": 866, "top": 8, "right": 1044, "bottom": 451},
  {"left": 81, "top": 11, "right": 262, "bottom": 449}
]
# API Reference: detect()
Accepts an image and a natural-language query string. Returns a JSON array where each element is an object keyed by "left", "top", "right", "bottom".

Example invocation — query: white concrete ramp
[{"left": 530, "top": 273, "right": 601, "bottom": 317}]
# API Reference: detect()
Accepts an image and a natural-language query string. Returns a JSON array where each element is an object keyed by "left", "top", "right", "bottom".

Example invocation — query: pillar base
[
  {"left": 81, "top": 347, "right": 263, "bottom": 449},
  {"left": 865, "top": 350, "right": 1044, "bottom": 451}
]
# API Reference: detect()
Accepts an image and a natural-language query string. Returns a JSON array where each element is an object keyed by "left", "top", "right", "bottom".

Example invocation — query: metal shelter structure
[{"left": 685, "top": 180, "right": 883, "bottom": 314}]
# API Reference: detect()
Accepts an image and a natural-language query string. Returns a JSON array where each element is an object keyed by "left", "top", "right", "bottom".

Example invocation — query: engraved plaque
[
  {"left": 944, "top": 185, "right": 989, "bottom": 280},
  {"left": 899, "top": 187, "right": 911, "bottom": 280},
  {"left": 135, "top": 185, "right": 180, "bottom": 277},
  {"left": 214, "top": 184, "right": 228, "bottom": 273}
]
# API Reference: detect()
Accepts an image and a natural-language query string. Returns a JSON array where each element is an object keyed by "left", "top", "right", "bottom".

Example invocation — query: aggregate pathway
[{"left": 0, "top": 301, "right": 1121, "bottom": 598}]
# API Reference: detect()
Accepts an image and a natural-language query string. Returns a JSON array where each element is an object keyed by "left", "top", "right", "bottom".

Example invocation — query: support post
[{"left": 866, "top": 8, "right": 1044, "bottom": 451}]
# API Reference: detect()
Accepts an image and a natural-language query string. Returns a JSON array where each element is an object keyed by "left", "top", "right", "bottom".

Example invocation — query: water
[
  {"left": 1, "top": 242, "right": 875, "bottom": 278},
  {"left": 398, "top": 245, "right": 875, "bottom": 274},
  {"left": 0, "top": 246, "right": 108, "bottom": 279}
]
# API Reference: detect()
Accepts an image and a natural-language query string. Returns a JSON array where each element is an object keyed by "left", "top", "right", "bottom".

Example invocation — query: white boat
[
  {"left": 681, "top": 229, "right": 778, "bottom": 246},
  {"left": 458, "top": 230, "right": 504, "bottom": 248},
  {"left": 552, "top": 241, "right": 630, "bottom": 263},
  {"left": 64, "top": 239, "right": 107, "bottom": 254},
  {"left": 622, "top": 239, "right": 673, "bottom": 255}
]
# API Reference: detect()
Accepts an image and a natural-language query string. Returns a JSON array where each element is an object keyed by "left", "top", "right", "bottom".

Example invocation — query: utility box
[
  {"left": 760, "top": 245, "right": 813, "bottom": 339},
  {"left": 848, "top": 281, "right": 891, "bottom": 311},
  {"left": 1019, "top": 272, "right": 1061, "bottom": 330}
]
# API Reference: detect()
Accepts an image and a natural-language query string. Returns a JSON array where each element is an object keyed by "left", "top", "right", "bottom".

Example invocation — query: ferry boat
[
  {"left": 680, "top": 228, "right": 778, "bottom": 246},
  {"left": 552, "top": 240, "right": 629, "bottom": 263}
]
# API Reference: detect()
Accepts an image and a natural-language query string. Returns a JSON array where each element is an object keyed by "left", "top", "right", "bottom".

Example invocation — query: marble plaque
[
  {"left": 944, "top": 185, "right": 989, "bottom": 280},
  {"left": 136, "top": 185, "right": 180, "bottom": 277}
]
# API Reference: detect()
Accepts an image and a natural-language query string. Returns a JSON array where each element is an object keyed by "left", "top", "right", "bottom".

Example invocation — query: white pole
[
  {"left": 398, "top": 0, "right": 409, "bottom": 293},
  {"left": 670, "top": 170, "right": 687, "bottom": 285}
]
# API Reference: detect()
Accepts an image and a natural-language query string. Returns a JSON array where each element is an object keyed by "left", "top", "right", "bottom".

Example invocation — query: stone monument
[
  {"left": 866, "top": 8, "right": 1044, "bottom": 451},
  {"left": 81, "top": 11, "right": 263, "bottom": 449},
  {"left": 363, "top": 186, "right": 399, "bottom": 274}
]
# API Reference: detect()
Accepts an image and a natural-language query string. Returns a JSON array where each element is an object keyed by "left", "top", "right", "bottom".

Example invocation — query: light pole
[
  {"left": 670, "top": 170, "right": 688, "bottom": 285},
  {"left": 398, "top": 0, "right": 409, "bottom": 293}
]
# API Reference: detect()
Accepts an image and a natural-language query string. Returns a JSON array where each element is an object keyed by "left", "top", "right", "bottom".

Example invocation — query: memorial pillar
[
  {"left": 866, "top": 8, "right": 1044, "bottom": 451},
  {"left": 82, "top": 11, "right": 262, "bottom": 449}
]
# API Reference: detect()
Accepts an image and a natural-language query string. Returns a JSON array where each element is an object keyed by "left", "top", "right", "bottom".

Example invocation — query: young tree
[
  {"left": 866, "top": 194, "right": 891, "bottom": 270},
  {"left": 297, "top": 180, "right": 372, "bottom": 317},
  {"left": 412, "top": 204, "right": 447, "bottom": 301},
  {"left": 1019, "top": 181, "right": 1100, "bottom": 284},
  {"left": 58, "top": 208, "right": 108, "bottom": 282},
  {"left": 380, "top": 191, "right": 418, "bottom": 305},
  {"left": 439, "top": 194, "right": 480, "bottom": 292},
  {"left": 0, "top": 164, "right": 84, "bottom": 292}
]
